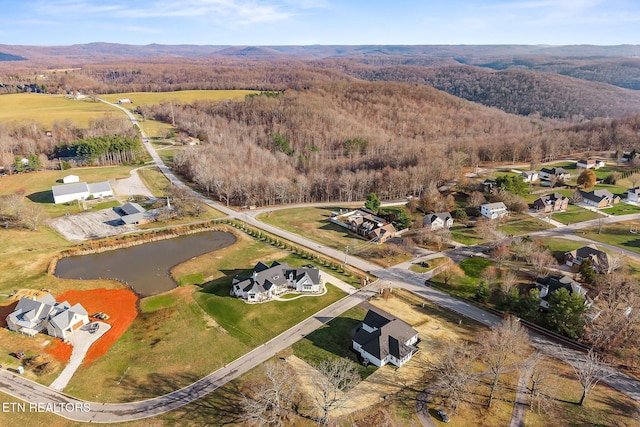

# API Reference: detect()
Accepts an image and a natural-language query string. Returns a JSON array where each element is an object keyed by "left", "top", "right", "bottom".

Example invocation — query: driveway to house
[
  {"left": 111, "top": 166, "right": 154, "bottom": 199},
  {"left": 49, "top": 322, "right": 111, "bottom": 391}
]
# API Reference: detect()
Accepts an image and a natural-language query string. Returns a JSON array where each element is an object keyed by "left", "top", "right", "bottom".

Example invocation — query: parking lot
[{"left": 47, "top": 208, "right": 138, "bottom": 241}]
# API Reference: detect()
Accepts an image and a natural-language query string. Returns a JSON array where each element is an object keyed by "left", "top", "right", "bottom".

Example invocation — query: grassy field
[
  {"left": 257, "top": 206, "right": 413, "bottom": 266},
  {"left": 549, "top": 204, "right": 603, "bottom": 225},
  {"left": 534, "top": 237, "right": 584, "bottom": 263},
  {"left": 194, "top": 277, "right": 345, "bottom": 348},
  {"left": 0, "top": 166, "right": 137, "bottom": 217},
  {"left": 498, "top": 215, "right": 554, "bottom": 236},
  {"left": 136, "top": 166, "right": 170, "bottom": 197},
  {"left": 601, "top": 202, "right": 640, "bottom": 216},
  {"left": 100, "top": 90, "right": 259, "bottom": 107},
  {"left": 409, "top": 256, "right": 449, "bottom": 273},
  {"left": 431, "top": 257, "right": 495, "bottom": 299},
  {"left": 581, "top": 222, "right": 640, "bottom": 254},
  {"left": 449, "top": 223, "right": 485, "bottom": 245},
  {"left": 292, "top": 306, "right": 377, "bottom": 379},
  {"left": 0, "top": 94, "right": 117, "bottom": 127}
]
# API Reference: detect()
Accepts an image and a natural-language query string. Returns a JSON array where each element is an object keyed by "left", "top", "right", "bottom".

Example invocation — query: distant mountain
[{"left": 0, "top": 51, "right": 25, "bottom": 61}]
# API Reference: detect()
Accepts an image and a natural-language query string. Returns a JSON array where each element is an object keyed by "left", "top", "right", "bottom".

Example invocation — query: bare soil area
[
  {"left": 47, "top": 208, "right": 138, "bottom": 241},
  {"left": 111, "top": 167, "right": 154, "bottom": 199}
]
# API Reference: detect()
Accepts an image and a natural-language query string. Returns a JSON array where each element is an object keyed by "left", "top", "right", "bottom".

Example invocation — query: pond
[{"left": 55, "top": 231, "right": 237, "bottom": 296}]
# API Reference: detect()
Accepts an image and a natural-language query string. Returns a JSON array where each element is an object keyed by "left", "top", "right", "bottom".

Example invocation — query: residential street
[{"left": 6, "top": 101, "right": 629, "bottom": 423}]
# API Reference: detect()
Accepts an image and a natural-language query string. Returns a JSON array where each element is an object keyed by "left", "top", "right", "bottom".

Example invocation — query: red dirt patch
[
  {"left": 0, "top": 301, "right": 18, "bottom": 328},
  {"left": 56, "top": 288, "right": 138, "bottom": 365},
  {"left": 46, "top": 339, "right": 73, "bottom": 363}
]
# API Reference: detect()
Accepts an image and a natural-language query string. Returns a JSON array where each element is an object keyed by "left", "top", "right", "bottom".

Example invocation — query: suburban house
[
  {"left": 480, "top": 202, "right": 508, "bottom": 220},
  {"left": 352, "top": 308, "right": 419, "bottom": 368},
  {"left": 231, "top": 261, "right": 322, "bottom": 302},
  {"left": 535, "top": 275, "right": 588, "bottom": 309},
  {"left": 482, "top": 179, "right": 497, "bottom": 193},
  {"left": 6, "top": 293, "right": 89, "bottom": 340},
  {"left": 520, "top": 170, "right": 539, "bottom": 183},
  {"left": 62, "top": 174, "right": 80, "bottom": 184},
  {"left": 52, "top": 181, "right": 113, "bottom": 204},
  {"left": 565, "top": 244, "right": 613, "bottom": 274},
  {"left": 532, "top": 192, "right": 569, "bottom": 213},
  {"left": 627, "top": 187, "right": 640, "bottom": 202},
  {"left": 332, "top": 208, "right": 397, "bottom": 243},
  {"left": 539, "top": 167, "right": 570, "bottom": 181},
  {"left": 576, "top": 159, "right": 605, "bottom": 169},
  {"left": 621, "top": 151, "right": 639, "bottom": 163},
  {"left": 423, "top": 212, "right": 453, "bottom": 231},
  {"left": 573, "top": 189, "right": 620, "bottom": 208},
  {"left": 118, "top": 202, "right": 149, "bottom": 225}
]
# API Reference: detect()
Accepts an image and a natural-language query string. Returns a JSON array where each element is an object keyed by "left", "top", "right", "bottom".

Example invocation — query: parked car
[
  {"left": 15, "top": 351, "right": 25, "bottom": 360},
  {"left": 89, "top": 323, "right": 99, "bottom": 334},
  {"left": 436, "top": 408, "right": 450, "bottom": 423},
  {"left": 92, "top": 312, "right": 104, "bottom": 319}
]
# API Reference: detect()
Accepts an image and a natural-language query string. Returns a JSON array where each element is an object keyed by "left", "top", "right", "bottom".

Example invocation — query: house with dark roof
[
  {"left": 535, "top": 275, "right": 588, "bottom": 309},
  {"left": 6, "top": 293, "right": 89, "bottom": 339},
  {"left": 231, "top": 261, "right": 322, "bottom": 302},
  {"left": 532, "top": 193, "right": 569, "bottom": 213},
  {"left": 565, "top": 244, "right": 613, "bottom": 273},
  {"left": 118, "top": 202, "right": 149, "bottom": 225},
  {"left": 573, "top": 189, "right": 620, "bottom": 208},
  {"left": 627, "top": 187, "right": 640, "bottom": 203},
  {"left": 539, "top": 167, "right": 570, "bottom": 181},
  {"left": 423, "top": 212, "right": 453, "bottom": 231},
  {"left": 352, "top": 308, "right": 419, "bottom": 368}
]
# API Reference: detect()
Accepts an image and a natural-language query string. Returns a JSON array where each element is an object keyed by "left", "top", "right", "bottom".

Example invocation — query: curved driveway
[{"left": 7, "top": 101, "right": 630, "bottom": 423}]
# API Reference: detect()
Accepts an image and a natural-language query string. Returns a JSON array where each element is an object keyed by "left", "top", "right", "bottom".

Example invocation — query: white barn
[{"left": 52, "top": 181, "right": 113, "bottom": 204}]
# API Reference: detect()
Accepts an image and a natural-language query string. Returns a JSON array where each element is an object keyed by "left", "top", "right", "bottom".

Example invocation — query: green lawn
[
  {"left": 534, "top": 237, "right": 585, "bottom": 263},
  {"left": 498, "top": 215, "right": 554, "bottom": 236},
  {"left": 581, "top": 222, "right": 640, "bottom": 255},
  {"left": 601, "top": 203, "right": 640, "bottom": 216},
  {"left": 431, "top": 257, "right": 495, "bottom": 299},
  {"left": 0, "top": 93, "right": 117, "bottom": 127},
  {"left": 449, "top": 224, "right": 484, "bottom": 245},
  {"left": 550, "top": 205, "right": 603, "bottom": 225},
  {"left": 292, "top": 306, "right": 377, "bottom": 379},
  {"left": 194, "top": 280, "right": 346, "bottom": 348}
]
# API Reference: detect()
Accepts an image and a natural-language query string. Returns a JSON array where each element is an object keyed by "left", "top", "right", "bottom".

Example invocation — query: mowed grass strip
[
  {"left": 498, "top": 215, "right": 554, "bottom": 236},
  {"left": 549, "top": 204, "right": 603, "bottom": 225},
  {"left": 581, "top": 221, "right": 640, "bottom": 254},
  {"left": 0, "top": 93, "right": 118, "bottom": 127},
  {"left": 100, "top": 90, "right": 259, "bottom": 106}
]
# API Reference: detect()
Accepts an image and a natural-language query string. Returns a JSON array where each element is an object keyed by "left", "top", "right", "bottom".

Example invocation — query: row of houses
[{"left": 533, "top": 189, "right": 622, "bottom": 213}]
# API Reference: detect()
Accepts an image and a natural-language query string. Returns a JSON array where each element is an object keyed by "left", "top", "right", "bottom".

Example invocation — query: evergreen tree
[
  {"left": 546, "top": 288, "right": 587, "bottom": 339},
  {"left": 364, "top": 192, "right": 380, "bottom": 212}
]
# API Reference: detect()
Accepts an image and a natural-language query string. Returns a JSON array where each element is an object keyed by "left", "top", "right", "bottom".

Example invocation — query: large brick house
[{"left": 533, "top": 192, "right": 569, "bottom": 213}]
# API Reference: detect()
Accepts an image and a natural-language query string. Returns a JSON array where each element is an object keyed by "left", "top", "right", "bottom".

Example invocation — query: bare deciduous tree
[
  {"left": 480, "top": 316, "right": 530, "bottom": 408},
  {"left": 310, "top": 358, "right": 360, "bottom": 425},
  {"left": 567, "top": 349, "right": 610, "bottom": 406},
  {"left": 467, "top": 191, "right": 486, "bottom": 208},
  {"left": 430, "top": 343, "right": 476, "bottom": 414},
  {"left": 519, "top": 352, "right": 552, "bottom": 414},
  {"left": 528, "top": 250, "right": 557, "bottom": 276},
  {"left": 20, "top": 204, "right": 46, "bottom": 231},
  {"left": 241, "top": 361, "right": 299, "bottom": 427},
  {"left": 500, "top": 270, "right": 518, "bottom": 294}
]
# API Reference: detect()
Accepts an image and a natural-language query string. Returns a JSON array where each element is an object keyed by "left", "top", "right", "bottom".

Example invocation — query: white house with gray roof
[
  {"left": 6, "top": 293, "right": 89, "bottom": 339},
  {"left": 231, "top": 261, "right": 322, "bottom": 302},
  {"left": 480, "top": 202, "right": 508, "bottom": 219},
  {"left": 52, "top": 181, "right": 113, "bottom": 204},
  {"left": 352, "top": 308, "right": 419, "bottom": 367}
]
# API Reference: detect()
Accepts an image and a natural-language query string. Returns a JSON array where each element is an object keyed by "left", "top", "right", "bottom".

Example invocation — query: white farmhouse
[
  {"left": 352, "top": 308, "right": 419, "bottom": 367},
  {"left": 480, "top": 202, "right": 508, "bottom": 219},
  {"left": 6, "top": 293, "right": 89, "bottom": 340}
]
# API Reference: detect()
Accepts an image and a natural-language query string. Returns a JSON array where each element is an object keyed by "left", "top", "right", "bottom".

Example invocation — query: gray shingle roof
[
  {"left": 354, "top": 308, "right": 418, "bottom": 362},
  {"left": 52, "top": 182, "right": 90, "bottom": 197}
]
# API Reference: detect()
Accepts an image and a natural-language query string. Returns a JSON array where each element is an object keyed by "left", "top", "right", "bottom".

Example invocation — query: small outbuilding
[{"left": 62, "top": 174, "right": 80, "bottom": 184}]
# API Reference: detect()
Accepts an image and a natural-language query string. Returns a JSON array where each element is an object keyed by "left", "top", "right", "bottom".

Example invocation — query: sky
[{"left": 0, "top": 0, "right": 639, "bottom": 46}]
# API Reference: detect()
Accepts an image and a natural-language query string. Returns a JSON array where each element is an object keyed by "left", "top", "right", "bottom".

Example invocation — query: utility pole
[{"left": 344, "top": 246, "right": 349, "bottom": 266}]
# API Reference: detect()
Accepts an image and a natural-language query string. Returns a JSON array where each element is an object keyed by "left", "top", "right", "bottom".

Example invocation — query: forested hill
[{"left": 336, "top": 63, "right": 640, "bottom": 120}]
